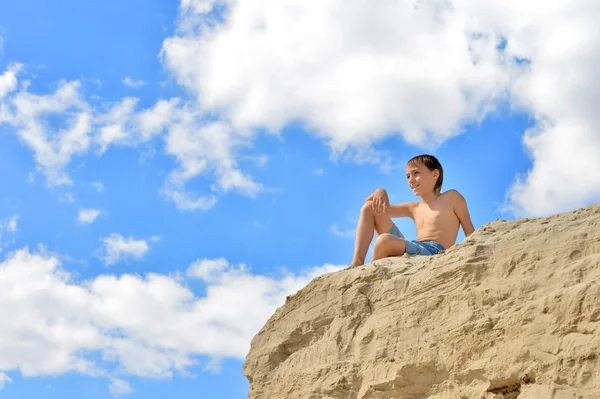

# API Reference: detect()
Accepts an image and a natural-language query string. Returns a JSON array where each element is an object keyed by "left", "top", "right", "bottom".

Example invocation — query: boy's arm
[
  {"left": 386, "top": 202, "right": 417, "bottom": 219},
  {"left": 365, "top": 189, "right": 415, "bottom": 218},
  {"left": 451, "top": 190, "right": 475, "bottom": 236}
]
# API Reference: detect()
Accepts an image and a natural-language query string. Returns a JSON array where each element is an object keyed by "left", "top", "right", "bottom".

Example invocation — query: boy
[{"left": 348, "top": 154, "right": 475, "bottom": 268}]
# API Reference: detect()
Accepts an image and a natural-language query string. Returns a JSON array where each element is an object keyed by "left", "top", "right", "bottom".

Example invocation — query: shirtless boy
[{"left": 348, "top": 154, "right": 475, "bottom": 268}]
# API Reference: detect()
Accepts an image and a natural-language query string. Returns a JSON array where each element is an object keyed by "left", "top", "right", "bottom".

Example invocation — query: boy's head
[{"left": 405, "top": 154, "right": 444, "bottom": 195}]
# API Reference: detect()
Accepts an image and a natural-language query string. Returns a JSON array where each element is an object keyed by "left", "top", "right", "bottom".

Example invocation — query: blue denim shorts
[{"left": 388, "top": 224, "right": 445, "bottom": 256}]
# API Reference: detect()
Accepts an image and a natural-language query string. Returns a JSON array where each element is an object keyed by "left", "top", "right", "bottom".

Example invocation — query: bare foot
[{"left": 347, "top": 261, "right": 364, "bottom": 269}]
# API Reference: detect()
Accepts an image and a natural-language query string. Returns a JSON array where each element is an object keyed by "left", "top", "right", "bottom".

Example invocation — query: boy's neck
[{"left": 419, "top": 191, "right": 441, "bottom": 204}]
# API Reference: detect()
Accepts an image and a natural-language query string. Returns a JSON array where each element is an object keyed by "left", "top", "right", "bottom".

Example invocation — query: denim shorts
[{"left": 388, "top": 224, "right": 445, "bottom": 256}]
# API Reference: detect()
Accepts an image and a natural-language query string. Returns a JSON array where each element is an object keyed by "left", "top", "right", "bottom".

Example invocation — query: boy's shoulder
[
  {"left": 441, "top": 189, "right": 465, "bottom": 203},
  {"left": 442, "top": 189, "right": 464, "bottom": 197},
  {"left": 438, "top": 189, "right": 455, "bottom": 197}
]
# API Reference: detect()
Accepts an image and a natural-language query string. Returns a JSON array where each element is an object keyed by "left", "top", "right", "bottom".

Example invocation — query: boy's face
[{"left": 405, "top": 162, "right": 438, "bottom": 196}]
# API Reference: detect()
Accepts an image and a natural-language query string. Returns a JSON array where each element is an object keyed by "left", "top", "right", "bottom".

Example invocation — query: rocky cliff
[{"left": 243, "top": 204, "right": 600, "bottom": 399}]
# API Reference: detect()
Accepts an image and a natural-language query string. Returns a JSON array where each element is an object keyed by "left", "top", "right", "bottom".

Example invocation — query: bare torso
[{"left": 409, "top": 191, "right": 460, "bottom": 249}]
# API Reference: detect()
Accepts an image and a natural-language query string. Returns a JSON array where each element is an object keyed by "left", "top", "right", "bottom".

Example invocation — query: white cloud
[
  {"left": 0, "top": 372, "right": 11, "bottom": 391},
  {"left": 109, "top": 379, "right": 133, "bottom": 396},
  {"left": 183, "top": 257, "right": 344, "bottom": 358},
  {"left": 91, "top": 181, "right": 105, "bottom": 193},
  {"left": 0, "top": 69, "right": 263, "bottom": 210},
  {"left": 162, "top": 0, "right": 600, "bottom": 217},
  {"left": 135, "top": 98, "right": 179, "bottom": 142},
  {"left": 0, "top": 248, "right": 342, "bottom": 389},
  {"left": 313, "top": 168, "right": 324, "bottom": 176},
  {"left": 149, "top": 236, "right": 161, "bottom": 243},
  {"left": 186, "top": 257, "right": 230, "bottom": 282},
  {"left": 164, "top": 117, "right": 263, "bottom": 198},
  {"left": 161, "top": 184, "right": 218, "bottom": 211},
  {"left": 329, "top": 224, "right": 355, "bottom": 238},
  {"left": 506, "top": 121, "right": 600, "bottom": 217},
  {"left": 5, "top": 216, "right": 18, "bottom": 233},
  {"left": 1, "top": 79, "right": 91, "bottom": 186},
  {"left": 152, "top": 108, "right": 264, "bottom": 209},
  {"left": 78, "top": 209, "right": 102, "bottom": 224},
  {"left": 0, "top": 216, "right": 18, "bottom": 253},
  {"left": 491, "top": 0, "right": 600, "bottom": 216},
  {"left": 97, "top": 234, "right": 151, "bottom": 266},
  {"left": 203, "top": 357, "right": 223, "bottom": 374},
  {"left": 3, "top": 0, "right": 599, "bottom": 216},
  {"left": 95, "top": 97, "right": 139, "bottom": 153},
  {"left": 180, "top": 0, "right": 225, "bottom": 14},
  {"left": 93, "top": 97, "right": 185, "bottom": 152},
  {"left": 0, "top": 64, "right": 21, "bottom": 99},
  {"left": 122, "top": 77, "right": 146, "bottom": 89},
  {"left": 92, "top": 98, "right": 263, "bottom": 204},
  {"left": 1, "top": 215, "right": 18, "bottom": 234},
  {"left": 0, "top": 249, "right": 100, "bottom": 378},
  {"left": 162, "top": 0, "right": 515, "bottom": 153}
]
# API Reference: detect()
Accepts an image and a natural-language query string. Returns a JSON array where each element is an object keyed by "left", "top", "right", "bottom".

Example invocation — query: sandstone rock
[{"left": 244, "top": 204, "right": 600, "bottom": 398}]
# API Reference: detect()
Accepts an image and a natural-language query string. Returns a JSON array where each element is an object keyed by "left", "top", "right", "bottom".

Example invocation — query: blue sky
[{"left": 1, "top": 0, "right": 599, "bottom": 398}]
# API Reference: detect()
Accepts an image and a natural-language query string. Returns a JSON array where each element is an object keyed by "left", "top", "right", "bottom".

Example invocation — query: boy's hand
[{"left": 372, "top": 189, "right": 389, "bottom": 215}]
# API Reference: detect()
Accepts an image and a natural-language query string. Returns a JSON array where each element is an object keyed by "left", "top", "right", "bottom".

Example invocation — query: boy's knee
[
  {"left": 361, "top": 201, "right": 374, "bottom": 215},
  {"left": 374, "top": 233, "right": 396, "bottom": 249},
  {"left": 374, "top": 234, "right": 406, "bottom": 258}
]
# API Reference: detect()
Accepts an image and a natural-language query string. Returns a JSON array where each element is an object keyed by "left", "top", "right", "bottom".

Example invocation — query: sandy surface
[{"left": 244, "top": 203, "right": 600, "bottom": 398}]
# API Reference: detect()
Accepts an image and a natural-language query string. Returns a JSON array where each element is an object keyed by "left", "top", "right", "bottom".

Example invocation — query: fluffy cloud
[
  {"left": 161, "top": 183, "right": 218, "bottom": 211},
  {"left": 162, "top": 0, "right": 515, "bottom": 153},
  {"left": 97, "top": 234, "right": 151, "bottom": 266},
  {"left": 0, "top": 248, "right": 342, "bottom": 389},
  {"left": 0, "top": 64, "right": 21, "bottom": 99},
  {"left": 179, "top": 0, "right": 225, "bottom": 14},
  {"left": 142, "top": 100, "right": 263, "bottom": 207},
  {"left": 1, "top": 79, "right": 91, "bottom": 185},
  {"left": 186, "top": 257, "right": 230, "bottom": 281},
  {"left": 0, "top": 69, "right": 135, "bottom": 186},
  {"left": 161, "top": 0, "right": 600, "bottom": 216},
  {"left": 3, "top": 0, "right": 600, "bottom": 216},
  {"left": 489, "top": 0, "right": 600, "bottom": 216},
  {"left": 78, "top": 209, "right": 102, "bottom": 224},
  {"left": 0, "top": 70, "right": 262, "bottom": 210},
  {"left": 0, "top": 68, "right": 263, "bottom": 209},
  {"left": 5, "top": 216, "right": 18, "bottom": 233},
  {"left": 122, "top": 77, "right": 146, "bottom": 89},
  {"left": 109, "top": 379, "right": 133, "bottom": 396},
  {"left": 0, "top": 372, "right": 11, "bottom": 391},
  {"left": 163, "top": 117, "right": 262, "bottom": 197},
  {"left": 0, "top": 216, "right": 18, "bottom": 253},
  {"left": 95, "top": 97, "right": 140, "bottom": 153}
]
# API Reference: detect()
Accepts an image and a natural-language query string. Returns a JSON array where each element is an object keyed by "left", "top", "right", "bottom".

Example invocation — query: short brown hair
[{"left": 407, "top": 154, "right": 444, "bottom": 194}]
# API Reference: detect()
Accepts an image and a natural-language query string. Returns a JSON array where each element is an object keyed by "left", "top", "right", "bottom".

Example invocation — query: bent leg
[
  {"left": 372, "top": 233, "right": 406, "bottom": 261},
  {"left": 349, "top": 201, "right": 394, "bottom": 268}
]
